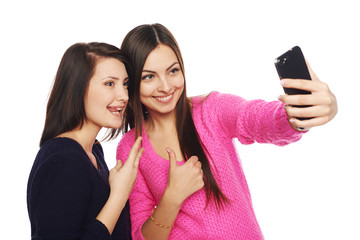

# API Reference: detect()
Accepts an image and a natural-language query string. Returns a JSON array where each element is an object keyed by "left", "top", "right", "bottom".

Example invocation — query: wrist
[
  {"left": 108, "top": 191, "right": 127, "bottom": 209},
  {"left": 96, "top": 193, "right": 126, "bottom": 234},
  {"left": 162, "top": 187, "right": 183, "bottom": 208}
]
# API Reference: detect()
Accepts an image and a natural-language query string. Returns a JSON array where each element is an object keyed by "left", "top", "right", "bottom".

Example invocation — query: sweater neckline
[
  {"left": 54, "top": 137, "right": 103, "bottom": 171},
  {"left": 141, "top": 125, "right": 185, "bottom": 166},
  {"left": 140, "top": 94, "right": 211, "bottom": 165}
]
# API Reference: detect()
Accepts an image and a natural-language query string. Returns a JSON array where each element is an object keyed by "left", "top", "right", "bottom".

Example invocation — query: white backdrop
[{"left": 1, "top": 0, "right": 359, "bottom": 239}]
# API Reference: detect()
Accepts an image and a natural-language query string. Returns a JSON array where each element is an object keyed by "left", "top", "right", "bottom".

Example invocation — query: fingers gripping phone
[{"left": 274, "top": 46, "right": 312, "bottom": 120}]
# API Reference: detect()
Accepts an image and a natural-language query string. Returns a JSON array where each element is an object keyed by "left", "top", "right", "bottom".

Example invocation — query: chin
[{"left": 105, "top": 120, "right": 123, "bottom": 129}]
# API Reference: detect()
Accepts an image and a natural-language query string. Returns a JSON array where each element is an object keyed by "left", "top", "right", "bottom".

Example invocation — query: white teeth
[
  {"left": 116, "top": 108, "right": 122, "bottom": 112},
  {"left": 156, "top": 94, "right": 172, "bottom": 102}
]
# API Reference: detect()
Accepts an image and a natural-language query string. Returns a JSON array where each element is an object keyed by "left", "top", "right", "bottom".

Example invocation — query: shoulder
[
  {"left": 28, "top": 138, "right": 95, "bottom": 196},
  {"left": 190, "top": 91, "right": 217, "bottom": 106},
  {"left": 191, "top": 91, "right": 247, "bottom": 112},
  {"left": 39, "top": 137, "right": 86, "bottom": 161},
  {"left": 31, "top": 138, "right": 91, "bottom": 179},
  {"left": 38, "top": 138, "right": 83, "bottom": 160}
]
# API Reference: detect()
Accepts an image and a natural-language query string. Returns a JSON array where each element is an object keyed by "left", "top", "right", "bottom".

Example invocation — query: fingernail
[
  {"left": 280, "top": 80, "right": 286, "bottom": 86},
  {"left": 166, "top": 148, "right": 171, "bottom": 153},
  {"left": 289, "top": 118, "right": 296, "bottom": 123}
]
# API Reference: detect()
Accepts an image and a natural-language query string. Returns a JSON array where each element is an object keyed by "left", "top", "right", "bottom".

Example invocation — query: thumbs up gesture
[{"left": 164, "top": 148, "right": 204, "bottom": 206}]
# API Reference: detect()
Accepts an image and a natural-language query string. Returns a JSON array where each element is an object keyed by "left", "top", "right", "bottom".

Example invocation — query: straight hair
[
  {"left": 40, "top": 42, "right": 129, "bottom": 146},
  {"left": 121, "top": 24, "right": 229, "bottom": 209}
]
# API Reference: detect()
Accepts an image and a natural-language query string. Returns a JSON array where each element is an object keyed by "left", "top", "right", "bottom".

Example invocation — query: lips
[
  {"left": 107, "top": 106, "right": 125, "bottom": 116},
  {"left": 153, "top": 93, "right": 173, "bottom": 103}
]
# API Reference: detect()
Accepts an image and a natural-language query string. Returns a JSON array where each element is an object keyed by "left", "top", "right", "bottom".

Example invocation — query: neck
[
  {"left": 145, "top": 110, "right": 177, "bottom": 133},
  {"left": 57, "top": 124, "right": 100, "bottom": 154}
]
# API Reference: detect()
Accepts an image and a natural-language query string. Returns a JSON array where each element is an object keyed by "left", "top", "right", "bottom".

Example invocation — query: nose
[
  {"left": 116, "top": 85, "right": 129, "bottom": 103},
  {"left": 158, "top": 75, "right": 171, "bottom": 93}
]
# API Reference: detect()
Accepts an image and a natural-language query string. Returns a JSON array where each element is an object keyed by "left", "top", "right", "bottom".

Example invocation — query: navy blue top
[{"left": 27, "top": 138, "right": 132, "bottom": 240}]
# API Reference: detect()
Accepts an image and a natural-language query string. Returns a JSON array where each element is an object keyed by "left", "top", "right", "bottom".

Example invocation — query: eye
[
  {"left": 105, "top": 81, "right": 114, "bottom": 87},
  {"left": 170, "top": 67, "right": 180, "bottom": 74},
  {"left": 123, "top": 79, "right": 129, "bottom": 87},
  {"left": 142, "top": 74, "right": 155, "bottom": 80}
]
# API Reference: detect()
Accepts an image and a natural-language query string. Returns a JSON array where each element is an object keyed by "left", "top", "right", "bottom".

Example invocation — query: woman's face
[
  {"left": 85, "top": 57, "right": 129, "bottom": 130},
  {"left": 140, "top": 44, "right": 184, "bottom": 117}
]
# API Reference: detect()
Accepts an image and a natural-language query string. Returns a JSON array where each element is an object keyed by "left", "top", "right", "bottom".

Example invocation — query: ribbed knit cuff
[
  {"left": 273, "top": 103, "right": 306, "bottom": 145},
  {"left": 83, "top": 219, "right": 111, "bottom": 240}
]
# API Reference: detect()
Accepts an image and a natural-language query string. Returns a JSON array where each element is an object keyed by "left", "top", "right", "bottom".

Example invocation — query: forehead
[
  {"left": 92, "top": 58, "right": 127, "bottom": 79},
  {"left": 143, "top": 44, "right": 178, "bottom": 70}
]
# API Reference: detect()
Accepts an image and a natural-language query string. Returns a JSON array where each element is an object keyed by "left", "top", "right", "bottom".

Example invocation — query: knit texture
[
  {"left": 116, "top": 92, "right": 304, "bottom": 240},
  {"left": 27, "top": 137, "right": 132, "bottom": 240}
]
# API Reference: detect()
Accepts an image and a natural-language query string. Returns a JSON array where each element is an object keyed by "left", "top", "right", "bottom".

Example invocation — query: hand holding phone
[{"left": 274, "top": 46, "right": 313, "bottom": 120}]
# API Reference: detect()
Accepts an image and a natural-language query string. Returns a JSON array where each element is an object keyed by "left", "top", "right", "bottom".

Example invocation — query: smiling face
[
  {"left": 140, "top": 44, "right": 185, "bottom": 117},
  {"left": 85, "top": 57, "right": 129, "bottom": 131}
]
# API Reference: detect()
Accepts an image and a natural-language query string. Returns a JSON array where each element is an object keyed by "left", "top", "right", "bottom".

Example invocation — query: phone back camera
[{"left": 275, "top": 56, "right": 288, "bottom": 65}]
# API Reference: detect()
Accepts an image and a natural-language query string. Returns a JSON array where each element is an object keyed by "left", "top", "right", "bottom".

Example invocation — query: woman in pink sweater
[{"left": 116, "top": 24, "right": 337, "bottom": 240}]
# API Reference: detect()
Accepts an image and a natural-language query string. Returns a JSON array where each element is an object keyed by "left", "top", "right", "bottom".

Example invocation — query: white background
[{"left": 1, "top": 0, "right": 359, "bottom": 239}]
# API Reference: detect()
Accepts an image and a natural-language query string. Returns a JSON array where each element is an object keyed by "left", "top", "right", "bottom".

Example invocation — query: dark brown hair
[
  {"left": 121, "top": 23, "right": 229, "bottom": 208},
  {"left": 40, "top": 42, "right": 129, "bottom": 146}
]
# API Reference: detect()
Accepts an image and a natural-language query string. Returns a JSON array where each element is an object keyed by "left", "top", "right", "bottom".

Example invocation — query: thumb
[
  {"left": 115, "top": 160, "right": 123, "bottom": 171},
  {"left": 166, "top": 148, "right": 177, "bottom": 171}
]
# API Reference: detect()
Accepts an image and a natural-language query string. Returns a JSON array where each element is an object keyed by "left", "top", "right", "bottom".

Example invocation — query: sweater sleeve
[
  {"left": 29, "top": 151, "right": 111, "bottom": 240},
  {"left": 117, "top": 135, "right": 155, "bottom": 240},
  {"left": 208, "top": 92, "right": 304, "bottom": 146}
]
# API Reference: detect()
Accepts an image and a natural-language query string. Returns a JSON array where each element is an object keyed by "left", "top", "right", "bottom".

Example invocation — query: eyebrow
[
  {"left": 101, "top": 76, "right": 128, "bottom": 81},
  {"left": 103, "top": 76, "right": 119, "bottom": 80},
  {"left": 142, "top": 62, "right": 179, "bottom": 73}
]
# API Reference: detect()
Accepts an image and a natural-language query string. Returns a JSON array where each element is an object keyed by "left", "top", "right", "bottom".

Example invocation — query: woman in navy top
[{"left": 27, "top": 42, "right": 144, "bottom": 239}]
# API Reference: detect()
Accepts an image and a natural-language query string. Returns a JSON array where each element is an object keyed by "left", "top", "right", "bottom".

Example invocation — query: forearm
[
  {"left": 141, "top": 189, "right": 182, "bottom": 240},
  {"left": 241, "top": 100, "right": 304, "bottom": 145},
  {"left": 96, "top": 193, "right": 128, "bottom": 234}
]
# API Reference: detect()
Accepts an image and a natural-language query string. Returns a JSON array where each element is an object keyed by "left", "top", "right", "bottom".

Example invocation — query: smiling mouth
[
  {"left": 154, "top": 93, "right": 173, "bottom": 103},
  {"left": 107, "top": 106, "right": 124, "bottom": 116}
]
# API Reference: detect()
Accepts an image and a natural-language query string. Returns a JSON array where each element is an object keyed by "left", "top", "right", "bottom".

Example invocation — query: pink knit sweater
[{"left": 116, "top": 92, "right": 304, "bottom": 240}]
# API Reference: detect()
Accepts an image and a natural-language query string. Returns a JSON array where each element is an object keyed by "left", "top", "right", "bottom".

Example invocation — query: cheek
[
  {"left": 85, "top": 94, "right": 100, "bottom": 115},
  {"left": 174, "top": 76, "right": 185, "bottom": 89},
  {"left": 88, "top": 90, "right": 103, "bottom": 105},
  {"left": 86, "top": 88, "right": 112, "bottom": 112},
  {"left": 139, "top": 82, "right": 154, "bottom": 97}
]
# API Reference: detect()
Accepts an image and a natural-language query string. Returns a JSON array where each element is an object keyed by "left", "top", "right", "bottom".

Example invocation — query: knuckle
[
  {"left": 324, "top": 96, "right": 332, "bottom": 106},
  {"left": 285, "top": 106, "right": 294, "bottom": 116},
  {"left": 297, "top": 96, "right": 305, "bottom": 105},
  {"left": 280, "top": 95, "right": 288, "bottom": 102},
  {"left": 321, "top": 82, "right": 329, "bottom": 90},
  {"left": 323, "top": 106, "right": 331, "bottom": 116},
  {"left": 297, "top": 96, "right": 309, "bottom": 106}
]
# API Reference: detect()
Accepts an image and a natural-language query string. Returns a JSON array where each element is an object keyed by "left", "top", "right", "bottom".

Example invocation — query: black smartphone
[{"left": 274, "top": 46, "right": 312, "bottom": 120}]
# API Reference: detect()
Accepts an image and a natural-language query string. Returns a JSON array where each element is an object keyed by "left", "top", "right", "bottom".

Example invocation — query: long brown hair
[
  {"left": 40, "top": 42, "right": 129, "bottom": 146},
  {"left": 121, "top": 23, "right": 229, "bottom": 208}
]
